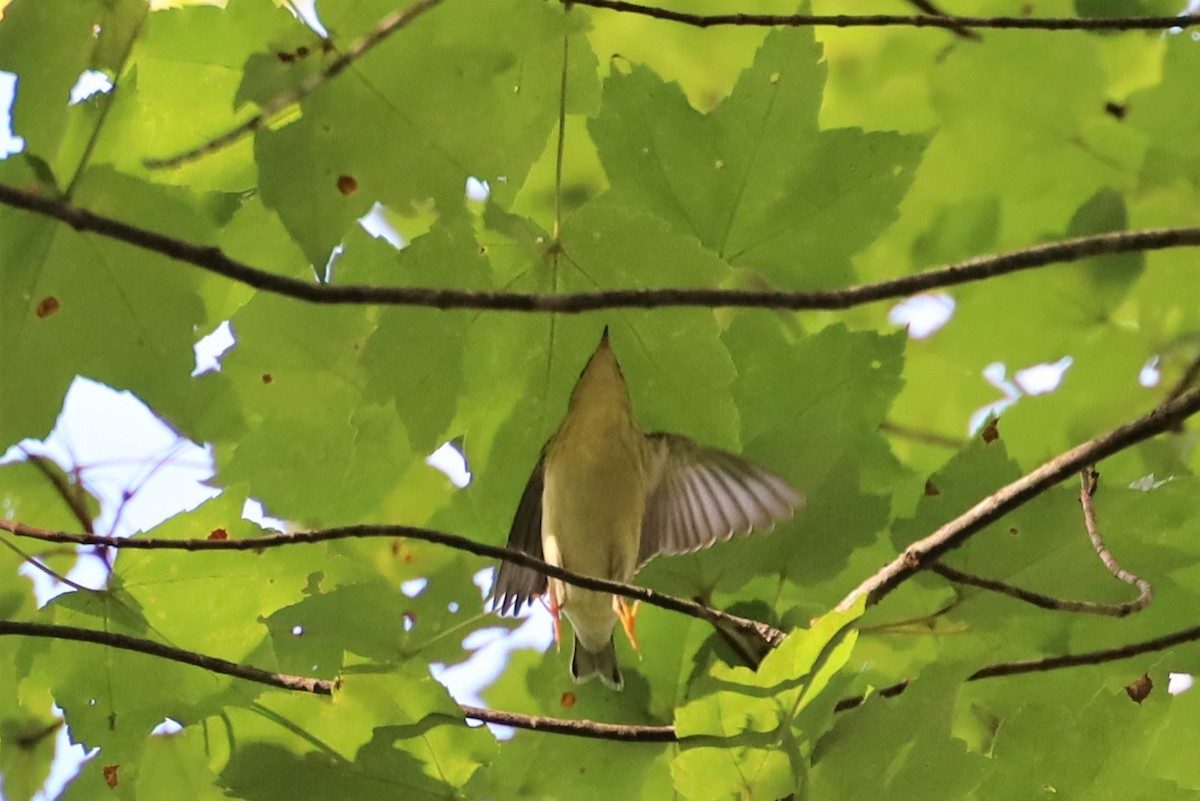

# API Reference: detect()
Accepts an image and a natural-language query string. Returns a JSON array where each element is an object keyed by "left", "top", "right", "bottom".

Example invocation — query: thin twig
[
  {"left": 835, "top": 386, "right": 1200, "bottom": 611},
  {"left": 0, "top": 520, "right": 785, "bottom": 647},
  {"left": 837, "top": 620, "right": 1200, "bottom": 712},
  {"left": 567, "top": 0, "right": 1199, "bottom": 31},
  {"left": 1078, "top": 468, "right": 1153, "bottom": 613},
  {"left": 930, "top": 562, "right": 1147, "bottom": 617},
  {"left": 2, "top": 183, "right": 1199, "bottom": 313},
  {"left": 0, "top": 536, "right": 92, "bottom": 593},
  {"left": 19, "top": 448, "right": 95, "bottom": 534},
  {"left": 1163, "top": 348, "right": 1200, "bottom": 406},
  {"left": 143, "top": 0, "right": 445, "bottom": 170},
  {"left": 879, "top": 421, "right": 965, "bottom": 450},
  {"left": 968, "top": 622, "right": 1200, "bottom": 679},
  {"left": 898, "top": 0, "right": 979, "bottom": 39}
]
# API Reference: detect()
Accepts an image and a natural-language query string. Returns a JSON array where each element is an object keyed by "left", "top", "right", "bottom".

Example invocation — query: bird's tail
[{"left": 570, "top": 635, "right": 623, "bottom": 690}]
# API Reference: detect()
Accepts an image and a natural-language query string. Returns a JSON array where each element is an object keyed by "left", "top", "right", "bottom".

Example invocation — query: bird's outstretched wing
[
  {"left": 638, "top": 433, "right": 803, "bottom": 567},
  {"left": 490, "top": 448, "right": 549, "bottom": 615}
]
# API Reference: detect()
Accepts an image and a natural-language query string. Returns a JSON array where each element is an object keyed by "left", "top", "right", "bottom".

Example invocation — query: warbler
[{"left": 491, "top": 327, "right": 802, "bottom": 689}]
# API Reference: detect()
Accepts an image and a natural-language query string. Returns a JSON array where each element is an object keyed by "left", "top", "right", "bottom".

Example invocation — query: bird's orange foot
[
  {"left": 543, "top": 591, "right": 563, "bottom": 651},
  {"left": 614, "top": 597, "right": 642, "bottom": 654}
]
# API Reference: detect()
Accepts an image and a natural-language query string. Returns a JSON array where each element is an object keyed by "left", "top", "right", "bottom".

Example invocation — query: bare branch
[
  {"left": 0, "top": 620, "right": 329, "bottom": 694},
  {"left": 0, "top": 620, "right": 677, "bottom": 742},
  {"left": 835, "top": 386, "right": 1200, "bottom": 611},
  {"left": 8, "top": 615, "right": 1197, "bottom": 741},
  {"left": 0, "top": 535, "right": 92, "bottom": 593},
  {"left": 930, "top": 562, "right": 1148, "bottom": 617},
  {"left": 143, "top": 0, "right": 445, "bottom": 170},
  {"left": 2, "top": 183, "right": 1199, "bottom": 314},
  {"left": 0, "top": 520, "right": 784, "bottom": 647},
  {"left": 460, "top": 705, "right": 677, "bottom": 742},
  {"left": 968, "top": 622, "right": 1200, "bottom": 679},
  {"left": 567, "top": 0, "right": 1199, "bottom": 32},
  {"left": 836, "top": 620, "right": 1200, "bottom": 712}
]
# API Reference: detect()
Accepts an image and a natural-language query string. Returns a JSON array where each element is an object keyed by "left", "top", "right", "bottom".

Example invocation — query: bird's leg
[
  {"left": 613, "top": 596, "right": 641, "bottom": 654},
  {"left": 543, "top": 590, "right": 563, "bottom": 650}
]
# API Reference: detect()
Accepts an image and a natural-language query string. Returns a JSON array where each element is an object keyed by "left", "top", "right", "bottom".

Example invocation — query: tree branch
[
  {"left": 2, "top": 183, "right": 1199, "bottom": 313},
  {"left": 459, "top": 705, "right": 677, "bottom": 742},
  {"left": 0, "top": 620, "right": 676, "bottom": 742},
  {"left": 835, "top": 386, "right": 1200, "bottom": 611},
  {"left": 0, "top": 520, "right": 784, "bottom": 647},
  {"left": 0, "top": 620, "right": 329, "bottom": 694},
  {"left": 142, "top": 0, "right": 445, "bottom": 170},
  {"left": 8, "top": 614, "right": 1197, "bottom": 741},
  {"left": 836, "top": 620, "right": 1200, "bottom": 712},
  {"left": 566, "top": 0, "right": 1199, "bottom": 32}
]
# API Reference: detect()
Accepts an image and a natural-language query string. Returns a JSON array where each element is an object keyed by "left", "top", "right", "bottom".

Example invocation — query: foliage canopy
[{"left": 3, "top": 0, "right": 1200, "bottom": 799}]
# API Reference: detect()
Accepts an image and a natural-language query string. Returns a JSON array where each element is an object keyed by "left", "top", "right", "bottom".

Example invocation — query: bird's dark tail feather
[{"left": 570, "top": 635, "right": 623, "bottom": 690}]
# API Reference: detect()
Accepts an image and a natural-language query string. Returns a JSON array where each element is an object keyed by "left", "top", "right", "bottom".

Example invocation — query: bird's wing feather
[
  {"left": 490, "top": 447, "right": 549, "bottom": 615},
  {"left": 638, "top": 433, "right": 803, "bottom": 567}
]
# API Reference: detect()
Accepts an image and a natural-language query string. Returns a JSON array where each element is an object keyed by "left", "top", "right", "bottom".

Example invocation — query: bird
[{"left": 490, "top": 327, "right": 803, "bottom": 690}]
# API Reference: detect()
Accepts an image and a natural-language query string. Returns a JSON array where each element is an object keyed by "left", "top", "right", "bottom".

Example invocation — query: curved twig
[
  {"left": 567, "top": 0, "right": 1199, "bottom": 32},
  {"left": 1078, "top": 468, "right": 1153, "bottom": 613},
  {"left": 0, "top": 520, "right": 784, "bottom": 647},
  {"left": 2, "top": 183, "right": 1198, "bottom": 314},
  {"left": 836, "top": 386, "right": 1200, "bottom": 611},
  {"left": 143, "top": 0, "right": 445, "bottom": 170}
]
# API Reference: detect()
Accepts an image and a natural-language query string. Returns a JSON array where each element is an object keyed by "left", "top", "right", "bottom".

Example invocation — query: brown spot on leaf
[
  {"left": 560, "top": 692, "right": 576, "bottom": 708},
  {"left": 1104, "top": 101, "right": 1127, "bottom": 120},
  {"left": 924, "top": 480, "right": 940, "bottom": 497},
  {"left": 209, "top": 527, "right": 229, "bottom": 541},
  {"left": 103, "top": 765, "right": 119, "bottom": 789},
  {"left": 1126, "top": 674, "right": 1153, "bottom": 703},
  {"left": 296, "top": 45, "right": 310, "bottom": 58},
  {"left": 262, "top": 373, "right": 273, "bottom": 384},
  {"left": 337, "top": 175, "right": 358, "bottom": 195},
  {"left": 981, "top": 418, "right": 1000, "bottom": 443},
  {"left": 1009, "top": 527, "right": 1019, "bottom": 536},
  {"left": 36, "top": 296, "right": 60, "bottom": 318},
  {"left": 276, "top": 51, "right": 295, "bottom": 63}
]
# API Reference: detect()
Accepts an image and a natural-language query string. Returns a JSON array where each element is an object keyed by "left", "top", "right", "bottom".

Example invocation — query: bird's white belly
[{"left": 542, "top": 412, "right": 644, "bottom": 651}]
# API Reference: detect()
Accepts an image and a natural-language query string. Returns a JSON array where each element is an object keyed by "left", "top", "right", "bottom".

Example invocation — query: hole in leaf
[{"left": 401, "top": 578, "right": 428, "bottom": 598}]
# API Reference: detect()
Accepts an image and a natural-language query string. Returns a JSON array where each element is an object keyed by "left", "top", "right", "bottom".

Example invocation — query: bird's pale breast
[{"left": 542, "top": 401, "right": 645, "bottom": 651}]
